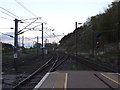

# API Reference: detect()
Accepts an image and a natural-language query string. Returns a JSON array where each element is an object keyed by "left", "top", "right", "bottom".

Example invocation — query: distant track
[{"left": 70, "top": 54, "right": 117, "bottom": 72}]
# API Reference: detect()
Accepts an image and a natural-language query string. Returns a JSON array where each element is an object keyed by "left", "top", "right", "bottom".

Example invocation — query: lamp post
[{"left": 75, "top": 22, "right": 82, "bottom": 56}]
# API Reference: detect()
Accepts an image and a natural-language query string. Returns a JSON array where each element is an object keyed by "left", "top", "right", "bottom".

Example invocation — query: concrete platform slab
[{"left": 34, "top": 71, "right": 120, "bottom": 89}]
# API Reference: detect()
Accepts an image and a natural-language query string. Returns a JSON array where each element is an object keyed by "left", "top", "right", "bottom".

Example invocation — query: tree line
[{"left": 59, "top": 1, "right": 120, "bottom": 54}]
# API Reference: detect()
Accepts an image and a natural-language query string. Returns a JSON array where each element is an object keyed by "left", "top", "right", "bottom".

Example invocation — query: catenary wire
[
  {"left": 0, "top": 7, "right": 21, "bottom": 19},
  {"left": 14, "top": 0, "right": 37, "bottom": 17},
  {"left": 0, "top": 10, "right": 16, "bottom": 19},
  {"left": 18, "top": 18, "right": 38, "bottom": 33},
  {"left": 0, "top": 16, "right": 13, "bottom": 21}
]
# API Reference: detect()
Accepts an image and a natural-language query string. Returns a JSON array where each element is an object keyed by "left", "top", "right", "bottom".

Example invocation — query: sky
[{"left": 0, "top": 0, "right": 114, "bottom": 47}]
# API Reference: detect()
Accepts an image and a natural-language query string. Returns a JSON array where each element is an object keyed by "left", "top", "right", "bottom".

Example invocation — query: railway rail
[
  {"left": 11, "top": 53, "right": 69, "bottom": 90},
  {"left": 3, "top": 51, "right": 118, "bottom": 90},
  {"left": 70, "top": 55, "right": 118, "bottom": 72}
]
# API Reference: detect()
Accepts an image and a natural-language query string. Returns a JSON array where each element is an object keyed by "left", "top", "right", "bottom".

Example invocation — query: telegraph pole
[
  {"left": 13, "top": 19, "right": 20, "bottom": 70},
  {"left": 41, "top": 23, "right": 44, "bottom": 58}
]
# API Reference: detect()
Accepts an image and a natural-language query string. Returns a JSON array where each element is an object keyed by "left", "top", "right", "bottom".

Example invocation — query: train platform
[{"left": 33, "top": 71, "right": 120, "bottom": 89}]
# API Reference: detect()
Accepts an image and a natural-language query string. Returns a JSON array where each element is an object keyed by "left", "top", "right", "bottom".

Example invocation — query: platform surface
[{"left": 34, "top": 71, "right": 120, "bottom": 89}]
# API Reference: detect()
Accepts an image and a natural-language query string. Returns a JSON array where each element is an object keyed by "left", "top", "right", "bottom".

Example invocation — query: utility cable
[
  {"left": 0, "top": 32, "right": 14, "bottom": 38},
  {"left": 45, "top": 32, "right": 51, "bottom": 37},
  {"left": 14, "top": 0, "right": 37, "bottom": 17},
  {"left": 25, "top": 37, "right": 36, "bottom": 43},
  {"left": 0, "top": 7, "right": 34, "bottom": 28},
  {"left": 31, "top": 24, "right": 42, "bottom": 30},
  {"left": 53, "top": 33, "right": 60, "bottom": 41},
  {"left": 0, "top": 16, "right": 13, "bottom": 21},
  {"left": 21, "top": 17, "right": 41, "bottom": 21},
  {"left": 18, "top": 18, "right": 38, "bottom": 33},
  {"left": 19, "top": 23, "right": 42, "bottom": 33},
  {"left": 0, "top": 7, "right": 21, "bottom": 19},
  {"left": 0, "top": 10, "right": 16, "bottom": 19}
]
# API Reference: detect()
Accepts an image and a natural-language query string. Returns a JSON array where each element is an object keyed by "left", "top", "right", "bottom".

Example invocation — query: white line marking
[
  {"left": 100, "top": 73, "right": 120, "bottom": 85},
  {"left": 64, "top": 73, "right": 68, "bottom": 89},
  {"left": 107, "top": 73, "right": 120, "bottom": 76},
  {"left": 33, "top": 72, "right": 50, "bottom": 90}
]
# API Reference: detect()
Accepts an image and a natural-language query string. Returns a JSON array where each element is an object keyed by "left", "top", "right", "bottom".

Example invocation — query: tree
[{"left": 33, "top": 43, "right": 41, "bottom": 48}]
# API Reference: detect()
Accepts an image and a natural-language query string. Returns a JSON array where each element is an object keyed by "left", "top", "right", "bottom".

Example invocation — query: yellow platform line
[
  {"left": 100, "top": 73, "right": 120, "bottom": 85},
  {"left": 64, "top": 73, "right": 68, "bottom": 89}
]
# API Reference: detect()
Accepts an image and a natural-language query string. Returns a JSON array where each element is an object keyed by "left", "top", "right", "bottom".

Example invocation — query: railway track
[
  {"left": 3, "top": 52, "right": 116, "bottom": 90},
  {"left": 11, "top": 53, "right": 69, "bottom": 90},
  {"left": 2, "top": 53, "right": 54, "bottom": 74},
  {"left": 70, "top": 55, "right": 117, "bottom": 72}
]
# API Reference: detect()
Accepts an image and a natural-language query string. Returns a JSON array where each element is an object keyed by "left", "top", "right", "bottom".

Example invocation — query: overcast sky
[{"left": 0, "top": 0, "right": 114, "bottom": 46}]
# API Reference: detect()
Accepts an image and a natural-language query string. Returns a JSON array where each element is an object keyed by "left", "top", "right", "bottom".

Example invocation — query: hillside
[{"left": 59, "top": 1, "right": 120, "bottom": 55}]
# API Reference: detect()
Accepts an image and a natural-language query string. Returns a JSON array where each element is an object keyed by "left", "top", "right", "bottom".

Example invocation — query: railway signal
[
  {"left": 95, "top": 33, "right": 101, "bottom": 49},
  {"left": 96, "top": 42, "right": 100, "bottom": 49}
]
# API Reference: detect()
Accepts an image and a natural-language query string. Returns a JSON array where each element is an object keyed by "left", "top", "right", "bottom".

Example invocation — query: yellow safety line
[
  {"left": 100, "top": 73, "right": 120, "bottom": 85},
  {"left": 64, "top": 73, "right": 68, "bottom": 89}
]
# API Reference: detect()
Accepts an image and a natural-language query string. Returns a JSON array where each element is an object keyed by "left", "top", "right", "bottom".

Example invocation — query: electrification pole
[
  {"left": 13, "top": 19, "right": 21, "bottom": 70},
  {"left": 118, "top": 1, "right": 120, "bottom": 50},
  {"left": 75, "top": 22, "right": 82, "bottom": 56},
  {"left": 22, "top": 36, "right": 24, "bottom": 48},
  {"left": 19, "top": 36, "right": 21, "bottom": 47},
  {"left": 75, "top": 22, "right": 77, "bottom": 56},
  {"left": 37, "top": 36, "right": 39, "bottom": 56},
  {"left": 75, "top": 22, "right": 77, "bottom": 29},
  {"left": 117, "top": 1, "right": 120, "bottom": 71},
  {"left": 92, "top": 31, "right": 95, "bottom": 56},
  {"left": 42, "top": 23, "right": 44, "bottom": 58}
]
